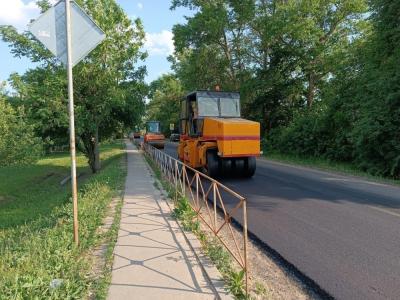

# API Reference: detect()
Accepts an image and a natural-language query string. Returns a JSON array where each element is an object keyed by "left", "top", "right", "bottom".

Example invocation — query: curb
[{"left": 137, "top": 144, "right": 233, "bottom": 300}]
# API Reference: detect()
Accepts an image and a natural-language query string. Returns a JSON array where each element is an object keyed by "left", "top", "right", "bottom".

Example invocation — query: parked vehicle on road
[{"left": 170, "top": 133, "right": 180, "bottom": 142}]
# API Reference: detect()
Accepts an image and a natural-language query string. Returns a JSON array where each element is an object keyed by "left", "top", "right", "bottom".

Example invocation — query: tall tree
[
  {"left": 0, "top": 83, "right": 43, "bottom": 166},
  {"left": 170, "top": 0, "right": 367, "bottom": 136},
  {"left": 274, "top": 0, "right": 368, "bottom": 107},
  {"left": 147, "top": 74, "right": 184, "bottom": 135},
  {"left": 171, "top": 0, "right": 255, "bottom": 91},
  {"left": 1, "top": 0, "right": 147, "bottom": 172},
  {"left": 350, "top": 0, "right": 400, "bottom": 176}
]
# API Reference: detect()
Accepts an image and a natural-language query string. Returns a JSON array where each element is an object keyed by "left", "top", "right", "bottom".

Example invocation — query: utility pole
[{"left": 65, "top": 0, "right": 79, "bottom": 245}]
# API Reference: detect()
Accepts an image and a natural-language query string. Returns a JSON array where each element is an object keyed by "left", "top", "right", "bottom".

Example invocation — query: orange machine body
[
  {"left": 178, "top": 91, "right": 260, "bottom": 177},
  {"left": 144, "top": 121, "right": 165, "bottom": 149}
]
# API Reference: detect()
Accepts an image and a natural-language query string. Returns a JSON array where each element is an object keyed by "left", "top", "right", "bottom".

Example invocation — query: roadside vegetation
[
  {"left": 0, "top": 142, "right": 125, "bottom": 298},
  {"left": 173, "top": 197, "right": 247, "bottom": 299},
  {"left": 0, "top": 85, "right": 42, "bottom": 167},
  {"left": 0, "top": 0, "right": 146, "bottom": 173},
  {"left": 147, "top": 0, "right": 399, "bottom": 180}
]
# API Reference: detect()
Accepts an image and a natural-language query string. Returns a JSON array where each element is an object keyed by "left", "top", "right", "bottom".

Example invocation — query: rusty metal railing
[{"left": 141, "top": 142, "right": 249, "bottom": 294}]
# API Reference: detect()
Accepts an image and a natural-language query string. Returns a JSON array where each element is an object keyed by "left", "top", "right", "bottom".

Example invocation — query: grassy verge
[
  {"left": 143, "top": 154, "right": 247, "bottom": 300},
  {"left": 265, "top": 151, "right": 400, "bottom": 186},
  {"left": 0, "top": 142, "right": 126, "bottom": 299}
]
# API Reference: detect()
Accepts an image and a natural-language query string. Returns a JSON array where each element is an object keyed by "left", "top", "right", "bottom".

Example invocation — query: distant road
[{"left": 163, "top": 141, "right": 400, "bottom": 300}]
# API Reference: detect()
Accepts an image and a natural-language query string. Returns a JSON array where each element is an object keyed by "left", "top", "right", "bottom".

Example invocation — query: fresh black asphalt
[{"left": 163, "top": 141, "right": 400, "bottom": 300}]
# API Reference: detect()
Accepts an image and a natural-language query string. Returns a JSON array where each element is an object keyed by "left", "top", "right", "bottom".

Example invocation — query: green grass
[
  {"left": 265, "top": 151, "right": 400, "bottom": 186},
  {"left": 91, "top": 194, "right": 124, "bottom": 300},
  {"left": 0, "top": 142, "right": 126, "bottom": 299}
]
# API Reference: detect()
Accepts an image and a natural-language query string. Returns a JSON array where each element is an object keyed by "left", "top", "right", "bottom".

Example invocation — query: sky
[{"left": 0, "top": 0, "right": 192, "bottom": 87}]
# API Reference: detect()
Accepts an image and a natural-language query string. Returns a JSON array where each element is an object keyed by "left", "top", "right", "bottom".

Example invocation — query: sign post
[
  {"left": 29, "top": 0, "right": 106, "bottom": 246},
  {"left": 65, "top": 0, "right": 79, "bottom": 245}
]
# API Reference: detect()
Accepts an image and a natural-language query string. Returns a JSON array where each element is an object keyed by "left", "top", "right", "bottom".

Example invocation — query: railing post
[
  {"left": 174, "top": 162, "right": 178, "bottom": 202},
  {"left": 182, "top": 166, "right": 186, "bottom": 195},
  {"left": 213, "top": 183, "right": 217, "bottom": 232},
  {"left": 196, "top": 173, "right": 199, "bottom": 213},
  {"left": 243, "top": 198, "right": 249, "bottom": 296}
]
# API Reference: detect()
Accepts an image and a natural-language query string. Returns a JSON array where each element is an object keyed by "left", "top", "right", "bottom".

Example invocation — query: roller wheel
[
  {"left": 220, "top": 158, "right": 232, "bottom": 175},
  {"left": 243, "top": 157, "right": 256, "bottom": 178},
  {"left": 206, "top": 150, "right": 220, "bottom": 178},
  {"left": 232, "top": 159, "right": 245, "bottom": 177}
]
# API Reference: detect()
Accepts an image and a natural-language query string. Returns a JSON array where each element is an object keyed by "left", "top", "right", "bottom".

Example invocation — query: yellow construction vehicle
[
  {"left": 178, "top": 90, "right": 260, "bottom": 177},
  {"left": 144, "top": 121, "right": 165, "bottom": 149}
]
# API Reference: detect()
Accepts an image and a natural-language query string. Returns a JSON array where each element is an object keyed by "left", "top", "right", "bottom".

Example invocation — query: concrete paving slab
[{"left": 107, "top": 142, "right": 217, "bottom": 300}]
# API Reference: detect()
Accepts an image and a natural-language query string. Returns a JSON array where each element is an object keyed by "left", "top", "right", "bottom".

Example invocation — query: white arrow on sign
[{"left": 29, "top": 1, "right": 105, "bottom": 67}]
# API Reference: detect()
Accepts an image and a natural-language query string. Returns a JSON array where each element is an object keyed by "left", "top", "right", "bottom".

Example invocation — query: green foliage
[
  {"left": 8, "top": 69, "right": 69, "bottom": 149},
  {"left": 205, "top": 238, "right": 232, "bottom": 274},
  {"left": 170, "top": 194, "right": 246, "bottom": 299},
  {"left": 0, "top": 143, "right": 125, "bottom": 298},
  {"left": 147, "top": 74, "right": 184, "bottom": 136},
  {"left": 227, "top": 270, "right": 246, "bottom": 298},
  {"left": 0, "top": 0, "right": 146, "bottom": 172},
  {"left": 171, "top": 196, "right": 199, "bottom": 231},
  {"left": 268, "top": 0, "right": 400, "bottom": 178},
  {"left": 170, "top": 0, "right": 400, "bottom": 179},
  {"left": 204, "top": 238, "right": 246, "bottom": 299},
  {"left": 0, "top": 91, "right": 43, "bottom": 166},
  {"left": 171, "top": 0, "right": 367, "bottom": 115},
  {"left": 254, "top": 281, "right": 268, "bottom": 297},
  {"left": 349, "top": 0, "right": 400, "bottom": 177}
]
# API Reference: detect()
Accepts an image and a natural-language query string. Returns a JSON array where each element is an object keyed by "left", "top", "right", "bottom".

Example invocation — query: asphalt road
[{"left": 163, "top": 141, "right": 400, "bottom": 300}]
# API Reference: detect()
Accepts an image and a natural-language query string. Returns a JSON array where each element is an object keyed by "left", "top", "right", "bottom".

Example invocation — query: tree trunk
[
  {"left": 83, "top": 125, "right": 101, "bottom": 174},
  {"left": 307, "top": 72, "right": 315, "bottom": 108},
  {"left": 94, "top": 125, "right": 101, "bottom": 172}
]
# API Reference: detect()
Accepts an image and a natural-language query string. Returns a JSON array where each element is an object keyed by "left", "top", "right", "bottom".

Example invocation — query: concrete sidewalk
[{"left": 107, "top": 142, "right": 216, "bottom": 300}]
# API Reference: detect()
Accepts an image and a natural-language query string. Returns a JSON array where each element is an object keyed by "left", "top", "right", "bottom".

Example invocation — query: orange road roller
[
  {"left": 177, "top": 90, "right": 260, "bottom": 177},
  {"left": 144, "top": 121, "right": 165, "bottom": 149}
]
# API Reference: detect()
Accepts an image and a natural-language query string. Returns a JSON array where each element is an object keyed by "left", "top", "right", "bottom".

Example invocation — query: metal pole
[
  {"left": 213, "top": 183, "right": 217, "bottom": 231},
  {"left": 243, "top": 199, "right": 249, "bottom": 296},
  {"left": 65, "top": 0, "right": 79, "bottom": 245}
]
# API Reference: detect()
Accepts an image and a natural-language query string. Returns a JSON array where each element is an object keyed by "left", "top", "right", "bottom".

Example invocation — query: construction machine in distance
[
  {"left": 178, "top": 90, "right": 260, "bottom": 178},
  {"left": 133, "top": 126, "right": 141, "bottom": 139},
  {"left": 144, "top": 121, "right": 165, "bottom": 149}
]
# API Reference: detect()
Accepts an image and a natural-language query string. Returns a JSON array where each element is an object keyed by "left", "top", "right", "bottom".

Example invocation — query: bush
[
  {"left": 267, "top": 0, "right": 400, "bottom": 179},
  {"left": 268, "top": 107, "right": 335, "bottom": 158},
  {"left": 0, "top": 97, "right": 43, "bottom": 166}
]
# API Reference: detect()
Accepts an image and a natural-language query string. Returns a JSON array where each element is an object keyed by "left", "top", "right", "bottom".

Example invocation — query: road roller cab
[
  {"left": 144, "top": 121, "right": 165, "bottom": 149},
  {"left": 178, "top": 90, "right": 260, "bottom": 177}
]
